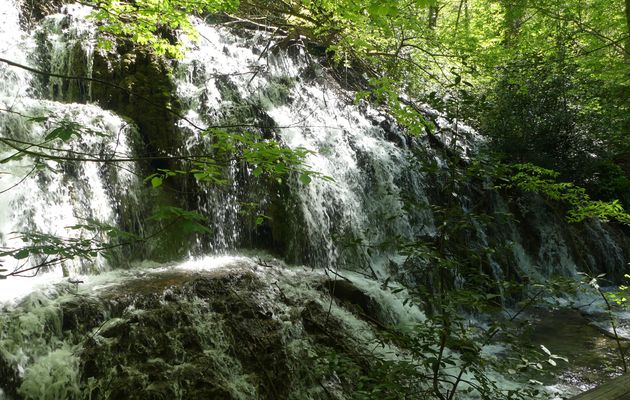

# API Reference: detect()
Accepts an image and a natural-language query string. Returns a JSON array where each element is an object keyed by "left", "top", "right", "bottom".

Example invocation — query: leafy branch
[
  {"left": 502, "top": 163, "right": 630, "bottom": 226},
  {"left": 582, "top": 273, "right": 629, "bottom": 373},
  {"left": 0, "top": 207, "right": 209, "bottom": 279}
]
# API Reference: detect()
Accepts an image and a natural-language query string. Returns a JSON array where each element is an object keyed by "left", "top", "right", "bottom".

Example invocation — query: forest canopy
[{"left": 90, "top": 0, "right": 630, "bottom": 204}]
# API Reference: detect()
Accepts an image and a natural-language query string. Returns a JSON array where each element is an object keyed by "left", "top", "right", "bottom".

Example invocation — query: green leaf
[
  {"left": 0, "top": 153, "right": 25, "bottom": 164},
  {"left": 299, "top": 173, "right": 312, "bottom": 185},
  {"left": 42, "top": 247, "right": 58, "bottom": 255},
  {"left": 14, "top": 249, "right": 30, "bottom": 259},
  {"left": 45, "top": 126, "right": 77, "bottom": 142},
  {"left": 151, "top": 176, "right": 163, "bottom": 188}
]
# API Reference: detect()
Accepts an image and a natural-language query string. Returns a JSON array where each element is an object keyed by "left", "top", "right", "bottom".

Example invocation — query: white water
[
  {"left": 176, "top": 19, "right": 441, "bottom": 274},
  {"left": 0, "top": 0, "right": 138, "bottom": 295},
  {"left": 173, "top": 16, "right": 630, "bottom": 284},
  {"left": 1, "top": 0, "right": 625, "bottom": 295}
]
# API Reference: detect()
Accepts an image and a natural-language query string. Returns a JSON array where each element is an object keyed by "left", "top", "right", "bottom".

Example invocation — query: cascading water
[
  {"left": 1, "top": 1, "right": 630, "bottom": 399},
  {"left": 175, "top": 17, "right": 630, "bottom": 284},
  {"left": 174, "top": 19, "right": 440, "bottom": 273},
  {"left": 0, "top": 0, "right": 139, "bottom": 301},
  {"left": 2, "top": 0, "right": 626, "bottom": 291}
]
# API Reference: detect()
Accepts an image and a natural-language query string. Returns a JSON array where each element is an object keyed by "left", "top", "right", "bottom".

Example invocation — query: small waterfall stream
[
  {"left": 0, "top": 0, "right": 140, "bottom": 298},
  {"left": 1, "top": 1, "right": 629, "bottom": 399}
]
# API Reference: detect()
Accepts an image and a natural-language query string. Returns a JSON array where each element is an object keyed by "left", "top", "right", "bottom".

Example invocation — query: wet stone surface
[{"left": 0, "top": 264, "right": 398, "bottom": 400}]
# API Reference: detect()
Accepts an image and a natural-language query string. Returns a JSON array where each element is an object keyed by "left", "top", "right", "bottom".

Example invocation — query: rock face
[
  {"left": 0, "top": 259, "right": 415, "bottom": 399},
  {"left": 20, "top": 0, "right": 68, "bottom": 27},
  {"left": 91, "top": 45, "right": 183, "bottom": 174}
]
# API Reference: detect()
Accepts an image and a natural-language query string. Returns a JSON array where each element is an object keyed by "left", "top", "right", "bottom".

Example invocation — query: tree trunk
[
  {"left": 455, "top": 0, "right": 469, "bottom": 33},
  {"left": 501, "top": 0, "right": 526, "bottom": 47},
  {"left": 625, "top": 0, "right": 630, "bottom": 58},
  {"left": 428, "top": 4, "right": 439, "bottom": 29}
]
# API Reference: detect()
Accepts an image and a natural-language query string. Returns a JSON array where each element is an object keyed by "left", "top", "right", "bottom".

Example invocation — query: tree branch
[{"left": 0, "top": 57, "right": 205, "bottom": 131}]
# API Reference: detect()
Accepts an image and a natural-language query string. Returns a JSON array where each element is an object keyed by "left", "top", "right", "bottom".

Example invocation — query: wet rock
[
  {"left": 60, "top": 296, "right": 106, "bottom": 332},
  {"left": 91, "top": 44, "right": 182, "bottom": 172},
  {"left": 0, "top": 265, "right": 414, "bottom": 400},
  {"left": 0, "top": 351, "right": 21, "bottom": 398},
  {"left": 80, "top": 299, "right": 257, "bottom": 399},
  {"left": 301, "top": 300, "right": 371, "bottom": 373},
  {"left": 76, "top": 270, "right": 296, "bottom": 399},
  {"left": 20, "top": 0, "right": 68, "bottom": 27},
  {"left": 318, "top": 279, "right": 384, "bottom": 324}
]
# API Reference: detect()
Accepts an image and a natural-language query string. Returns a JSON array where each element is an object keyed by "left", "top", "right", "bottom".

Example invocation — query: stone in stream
[{"left": 0, "top": 262, "right": 407, "bottom": 399}]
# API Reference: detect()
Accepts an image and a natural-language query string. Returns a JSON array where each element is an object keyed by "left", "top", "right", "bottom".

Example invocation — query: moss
[
  {"left": 80, "top": 297, "right": 258, "bottom": 399},
  {"left": 78, "top": 272, "right": 291, "bottom": 399},
  {"left": 257, "top": 76, "right": 297, "bottom": 109},
  {"left": 91, "top": 42, "right": 183, "bottom": 176},
  {"left": 60, "top": 296, "right": 107, "bottom": 332},
  {"left": 0, "top": 350, "right": 21, "bottom": 399},
  {"left": 30, "top": 17, "right": 92, "bottom": 103}
]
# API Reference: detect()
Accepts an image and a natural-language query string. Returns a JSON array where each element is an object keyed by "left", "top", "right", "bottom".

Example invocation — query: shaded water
[{"left": 523, "top": 308, "right": 627, "bottom": 397}]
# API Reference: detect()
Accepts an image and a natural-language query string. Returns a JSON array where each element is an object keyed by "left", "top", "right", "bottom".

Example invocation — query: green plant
[
  {"left": 90, "top": 0, "right": 240, "bottom": 57},
  {"left": 502, "top": 163, "right": 630, "bottom": 225},
  {"left": 581, "top": 273, "right": 629, "bottom": 373}
]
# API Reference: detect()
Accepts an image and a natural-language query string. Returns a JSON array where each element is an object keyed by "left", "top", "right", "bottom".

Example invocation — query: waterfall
[
  {"left": 174, "top": 18, "right": 438, "bottom": 273},
  {"left": 173, "top": 17, "right": 630, "bottom": 282},
  {"left": 1, "top": 1, "right": 628, "bottom": 295},
  {"left": 0, "top": 0, "right": 139, "bottom": 299},
  {"left": 0, "top": 2, "right": 629, "bottom": 399}
]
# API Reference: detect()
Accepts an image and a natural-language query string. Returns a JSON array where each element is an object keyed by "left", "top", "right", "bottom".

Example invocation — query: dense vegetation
[{"left": 85, "top": 0, "right": 630, "bottom": 204}]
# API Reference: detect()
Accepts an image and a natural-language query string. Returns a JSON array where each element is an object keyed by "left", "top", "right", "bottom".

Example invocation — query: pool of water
[{"left": 520, "top": 308, "right": 628, "bottom": 398}]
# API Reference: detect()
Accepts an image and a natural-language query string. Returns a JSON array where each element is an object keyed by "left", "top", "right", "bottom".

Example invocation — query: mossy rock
[
  {"left": 91, "top": 41, "right": 183, "bottom": 175},
  {"left": 20, "top": 0, "right": 68, "bottom": 26},
  {"left": 0, "top": 350, "right": 22, "bottom": 399},
  {"left": 77, "top": 271, "right": 295, "bottom": 399},
  {"left": 60, "top": 296, "right": 107, "bottom": 332},
  {"left": 318, "top": 279, "right": 384, "bottom": 324}
]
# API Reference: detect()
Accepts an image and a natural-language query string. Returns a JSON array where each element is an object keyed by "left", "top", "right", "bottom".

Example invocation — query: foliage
[
  {"left": 90, "top": 0, "right": 240, "bottom": 57},
  {"left": 349, "top": 311, "right": 556, "bottom": 400},
  {"left": 478, "top": 61, "right": 585, "bottom": 170},
  {"left": 606, "top": 274, "right": 630, "bottom": 307},
  {"left": 85, "top": 0, "right": 630, "bottom": 207},
  {"left": 144, "top": 127, "right": 324, "bottom": 187},
  {"left": 504, "top": 163, "right": 630, "bottom": 225},
  {"left": 204, "top": 128, "right": 321, "bottom": 184},
  {"left": 458, "top": 0, "right": 630, "bottom": 204},
  {"left": 325, "top": 145, "right": 578, "bottom": 398}
]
